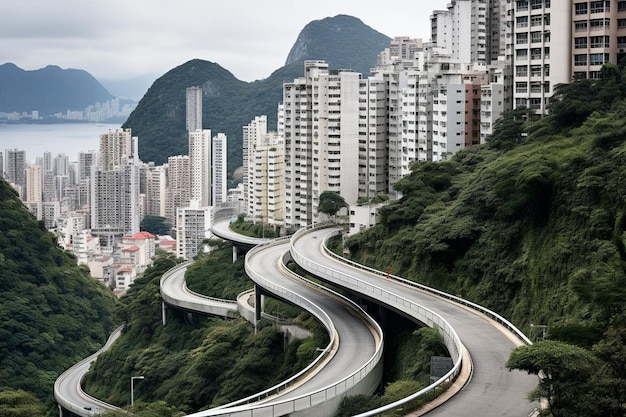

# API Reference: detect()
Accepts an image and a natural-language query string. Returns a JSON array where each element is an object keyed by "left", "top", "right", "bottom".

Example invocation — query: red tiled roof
[{"left": 122, "top": 245, "right": 140, "bottom": 252}]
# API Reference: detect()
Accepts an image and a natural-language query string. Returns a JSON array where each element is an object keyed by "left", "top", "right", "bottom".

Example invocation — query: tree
[
  {"left": 318, "top": 191, "right": 348, "bottom": 218},
  {"left": 0, "top": 389, "right": 46, "bottom": 417},
  {"left": 506, "top": 341, "right": 603, "bottom": 417},
  {"left": 140, "top": 216, "right": 172, "bottom": 236}
]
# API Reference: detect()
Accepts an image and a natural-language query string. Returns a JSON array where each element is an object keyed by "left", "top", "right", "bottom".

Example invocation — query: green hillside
[
  {"left": 123, "top": 15, "right": 390, "bottom": 180},
  {"left": 0, "top": 180, "right": 118, "bottom": 410},
  {"left": 344, "top": 67, "right": 626, "bottom": 416}
]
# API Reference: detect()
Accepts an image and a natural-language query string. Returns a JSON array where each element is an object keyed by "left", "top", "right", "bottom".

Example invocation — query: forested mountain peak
[{"left": 123, "top": 15, "right": 390, "bottom": 173}]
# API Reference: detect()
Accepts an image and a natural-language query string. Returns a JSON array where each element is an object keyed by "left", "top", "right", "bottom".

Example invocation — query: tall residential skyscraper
[
  {"left": 282, "top": 61, "right": 361, "bottom": 229},
  {"left": 512, "top": 0, "right": 571, "bottom": 115},
  {"left": 176, "top": 201, "right": 213, "bottom": 260},
  {"left": 25, "top": 163, "right": 43, "bottom": 219},
  {"left": 78, "top": 151, "right": 97, "bottom": 182},
  {"left": 212, "top": 132, "right": 227, "bottom": 206},
  {"left": 186, "top": 86, "right": 203, "bottom": 132},
  {"left": 99, "top": 128, "right": 135, "bottom": 170},
  {"left": 4, "top": 149, "right": 26, "bottom": 193},
  {"left": 165, "top": 155, "right": 191, "bottom": 224},
  {"left": 91, "top": 161, "right": 141, "bottom": 240},
  {"left": 188, "top": 129, "right": 212, "bottom": 207}
]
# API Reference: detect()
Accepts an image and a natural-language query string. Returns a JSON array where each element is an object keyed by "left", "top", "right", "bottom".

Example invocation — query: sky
[{"left": 0, "top": 0, "right": 450, "bottom": 84}]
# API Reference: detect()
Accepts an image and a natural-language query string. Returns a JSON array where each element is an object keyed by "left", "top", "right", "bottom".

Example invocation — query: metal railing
[
  {"left": 184, "top": 237, "right": 384, "bottom": 417},
  {"left": 289, "top": 224, "right": 465, "bottom": 416}
]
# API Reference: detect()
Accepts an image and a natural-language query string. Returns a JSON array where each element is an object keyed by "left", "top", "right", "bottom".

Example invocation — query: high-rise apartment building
[
  {"left": 243, "top": 115, "right": 268, "bottom": 212},
  {"left": 186, "top": 86, "right": 203, "bottom": 132},
  {"left": 512, "top": 0, "right": 571, "bottom": 115},
  {"left": 78, "top": 151, "right": 97, "bottom": 182},
  {"left": 282, "top": 61, "right": 361, "bottom": 229},
  {"left": 146, "top": 165, "right": 167, "bottom": 218},
  {"left": 176, "top": 201, "right": 213, "bottom": 260},
  {"left": 244, "top": 115, "right": 285, "bottom": 226},
  {"left": 571, "top": 0, "right": 626, "bottom": 80},
  {"left": 91, "top": 161, "right": 141, "bottom": 241},
  {"left": 188, "top": 129, "right": 212, "bottom": 207},
  {"left": 99, "top": 128, "right": 135, "bottom": 170},
  {"left": 4, "top": 149, "right": 25, "bottom": 193},
  {"left": 212, "top": 133, "right": 227, "bottom": 206},
  {"left": 165, "top": 155, "right": 191, "bottom": 224}
]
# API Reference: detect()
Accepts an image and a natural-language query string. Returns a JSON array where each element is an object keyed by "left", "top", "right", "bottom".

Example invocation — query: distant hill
[
  {"left": 0, "top": 63, "right": 114, "bottom": 115},
  {"left": 123, "top": 15, "right": 391, "bottom": 177}
]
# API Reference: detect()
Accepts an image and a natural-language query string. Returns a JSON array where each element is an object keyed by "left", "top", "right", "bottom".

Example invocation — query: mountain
[
  {"left": 122, "top": 15, "right": 391, "bottom": 177},
  {"left": 0, "top": 63, "right": 114, "bottom": 115},
  {"left": 0, "top": 179, "right": 119, "bottom": 406},
  {"left": 100, "top": 74, "right": 159, "bottom": 101}
]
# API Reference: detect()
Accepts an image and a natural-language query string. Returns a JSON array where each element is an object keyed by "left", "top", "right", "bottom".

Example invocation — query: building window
[
  {"left": 516, "top": 82, "right": 528, "bottom": 93},
  {"left": 516, "top": 49, "right": 529, "bottom": 59},
  {"left": 531, "top": 48, "right": 542, "bottom": 59},
  {"left": 529, "top": 98, "right": 542, "bottom": 109},
  {"left": 531, "top": 0, "right": 544, "bottom": 9},
  {"left": 590, "top": 1, "right": 606, "bottom": 13},
  {"left": 531, "top": 65, "right": 542, "bottom": 76},
  {"left": 531, "top": 31, "right": 542, "bottom": 43},
  {"left": 575, "top": 20, "right": 588, "bottom": 31},
  {"left": 619, "top": 1, "right": 626, "bottom": 11},
  {"left": 590, "top": 18, "right": 610, "bottom": 29},
  {"left": 531, "top": 15, "right": 543, "bottom": 26},
  {"left": 575, "top": 37, "right": 588, "bottom": 48},
  {"left": 590, "top": 35, "right": 609, "bottom": 48},
  {"left": 517, "top": 33, "right": 528, "bottom": 44},
  {"left": 575, "top": 2, "right": 588, "bottom": 14},
  {"left": 618, "top": 19, "right": 626, "bottom": 28},
  {"left": 574, "top": 54, "right": 588, "bottom": 66},
  {"left": 517, "top": 16, "right": 529, "bottom": 27},
  {"left": 590, "top": 53, "right": 609, "bottom": 65},
  {"left": 618, "top": 36, "right": 626, "bottom": 46},
  {"left": 517, "top": 0, "right": 529, "bottom": 11},
  {"left": 516, "top": 65, "right": 529, "bottom": 76}
]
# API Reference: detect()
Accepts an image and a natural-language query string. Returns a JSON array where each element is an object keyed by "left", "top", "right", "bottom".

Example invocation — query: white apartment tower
[
  {"left": 212, "top": 132, "right": 227, "bottom": 206},
  {"left": 282, "top": 61, "right": 361, "bottom": 229},
  {"left": 165, "top": 155, "right": 191, "bottom": 224},
  {"left": 176, "top": 201, "right": 213, "bottom": 260},
  {"left": 244, "top": 115, "right": 285, "bottom": 226},
  {"left": 186, "top": 86, "right": 203, "bottom": 132},
  {"left": 146, "top": 165, "right": 167, "bottom": 218},
  {"left": 513, "top": 0, "right": 571, "bottom": 114},
  {"left": 243, "top": 115, "right": 268, "bottom": 212},
  {"left": 99, "top": 128, "right": 135, "bottom": 170},
  {"left": 188, "top": 129, "right": 212, "bottom": 207}
]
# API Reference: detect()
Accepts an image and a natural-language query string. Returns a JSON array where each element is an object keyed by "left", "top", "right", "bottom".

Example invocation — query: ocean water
[{"left": 0, "top": 123, "right": 121, "bottom": 163}]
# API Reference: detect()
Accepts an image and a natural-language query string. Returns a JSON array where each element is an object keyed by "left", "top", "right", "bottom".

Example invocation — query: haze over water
[{"left": 0, "top": 123, "right": 120, "bottom": 163}]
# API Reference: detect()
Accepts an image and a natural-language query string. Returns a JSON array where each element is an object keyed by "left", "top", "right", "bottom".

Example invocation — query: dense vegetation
[
  {"left": 83, "top": 247, "right": 327, "bottom": 415},
  {"left": 0, "top": 179, "right": 119, "bottom": 410},
  {"left": 123, "top": 15, "right": 390, "bottom": 181},
  {"left": 345, "top": 64, "right": 626, "bottom": 416}
]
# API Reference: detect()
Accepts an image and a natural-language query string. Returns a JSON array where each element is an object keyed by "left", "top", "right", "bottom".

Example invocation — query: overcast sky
[{"left": 0, "top": 0, "right": 450, "bottom": 83}]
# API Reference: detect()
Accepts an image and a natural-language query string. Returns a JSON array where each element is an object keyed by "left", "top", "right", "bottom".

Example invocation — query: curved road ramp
[{"left": 55, "top": 220, "right": 540, "bottom": 417}]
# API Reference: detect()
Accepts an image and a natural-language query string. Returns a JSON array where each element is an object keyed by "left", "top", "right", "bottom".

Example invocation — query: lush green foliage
[
  {"left": 123, "top": 15, "right": 390, "bottom": 183},
  {"left": 345, "top": 68, "right": 626, "bottom": 416},
  {"left": 84, "top": 248, "right": 324, "bottom": 414},
  {"left": 318, "top": 191, "right": 348, "bottom": 217},
  {"left": 227, "top": 216, "right": 279, "bottom": 239},
  {"left": 0, "top": 179, "right": 119, "bottom": 407},
  {"left": 140, "top": 215, "right": 172, "bottom": 236},
  {"left": 336, "top": 318, "right": 447, "bottom": 417},
  {"left": 507, "top": 337, "right": 626, "bottom": 417},
  {"left": 0, "top": 389, "right": 46, "bottom": 417}
]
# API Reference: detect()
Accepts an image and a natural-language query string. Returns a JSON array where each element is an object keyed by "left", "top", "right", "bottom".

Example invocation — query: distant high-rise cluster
[{"left": 4, "top": 0, "right": 625, "bottom": 290}]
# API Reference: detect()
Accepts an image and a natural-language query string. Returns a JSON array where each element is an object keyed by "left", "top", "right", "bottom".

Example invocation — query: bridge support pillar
[
  {"left": 162, "top": 301, "right": 167, "bottom": 326},
  {"left": 233, "top": 246, "right": 238, "bottom": 262},
  {"left": 255, "top": 285, "right": 263, "bottom": 322}
]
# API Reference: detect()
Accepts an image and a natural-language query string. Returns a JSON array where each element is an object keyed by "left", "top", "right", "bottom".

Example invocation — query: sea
[{"left": 0, "top": 122, "right": 121, "bottom": 163}]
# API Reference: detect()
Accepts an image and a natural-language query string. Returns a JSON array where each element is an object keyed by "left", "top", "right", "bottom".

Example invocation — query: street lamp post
[{"left": 130, "top": 376, "right": 144, "bottom": 407}]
